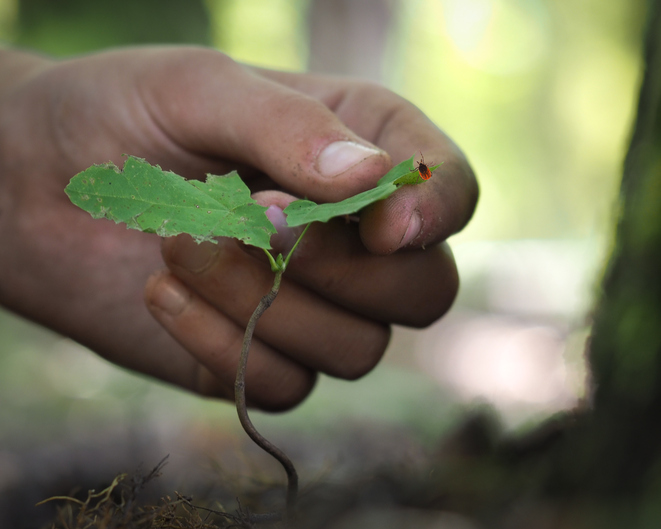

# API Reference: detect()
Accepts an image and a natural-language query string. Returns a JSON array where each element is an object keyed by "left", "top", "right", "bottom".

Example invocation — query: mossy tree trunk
[{"left": 549, "top": 0, "right": 661, "bottom": 508}]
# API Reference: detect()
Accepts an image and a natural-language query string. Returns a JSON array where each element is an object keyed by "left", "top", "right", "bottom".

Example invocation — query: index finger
[{"left": 254, "top": 69, "right": 478, "bottom": 255}]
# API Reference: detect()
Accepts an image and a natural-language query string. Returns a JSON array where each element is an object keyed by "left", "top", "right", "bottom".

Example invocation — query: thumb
[{"left": 141, "top": 48, "right": 392, "bottom": 202}]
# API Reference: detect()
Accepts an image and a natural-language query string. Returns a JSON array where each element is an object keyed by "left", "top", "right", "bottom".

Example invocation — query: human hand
[{"left": 0, "top": 47, "right": 477, "bottom": 410}]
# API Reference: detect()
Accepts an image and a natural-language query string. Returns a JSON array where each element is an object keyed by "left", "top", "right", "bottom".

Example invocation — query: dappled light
[
  {"left": 0, "top": 0, "right": 645, "bottom": 459},
  {"left": 0, "top": 1, "right": 654, "bottom": 526}
]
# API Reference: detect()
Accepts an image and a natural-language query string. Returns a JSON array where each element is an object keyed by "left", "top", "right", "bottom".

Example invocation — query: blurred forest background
[{"left": 0, "top": 0, "right": 650, "bottom": 523}]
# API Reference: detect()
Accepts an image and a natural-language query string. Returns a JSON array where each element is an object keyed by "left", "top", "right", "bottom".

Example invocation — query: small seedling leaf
[
  {"left": 283, "top": 155, "right": 441, "bottom": 227},
  {"left": 65, "top": 156, "right": 276, "bottom": 249}
]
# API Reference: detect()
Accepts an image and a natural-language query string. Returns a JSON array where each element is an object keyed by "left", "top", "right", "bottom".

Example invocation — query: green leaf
[
  {"left": 65, "top": 156, "right": 276, "bottom": 249},
  {"left": 283, "top": 155, "right": 441, "bottom": 227}
]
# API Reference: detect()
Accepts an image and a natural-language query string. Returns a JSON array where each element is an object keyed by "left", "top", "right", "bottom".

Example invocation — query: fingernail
[
  {"left": 317, "top": 140, "right": 382, "bottom": 178},
  {"left": 266, "top": 205, "right": 299, "bottom": 253},
  {"left": 169, "top": 238, "right": 218, "bottom": 273},
  {"left": 149, "top": 276, "right": 189, "bottom": 316},
  {"left": 400, "top": 211, "right": 422, "bottom": 248}
]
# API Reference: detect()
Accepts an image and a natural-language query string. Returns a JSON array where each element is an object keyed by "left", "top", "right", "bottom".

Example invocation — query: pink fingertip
[{"left": 266, "top": 205, "right": 299, "bottom": 253}]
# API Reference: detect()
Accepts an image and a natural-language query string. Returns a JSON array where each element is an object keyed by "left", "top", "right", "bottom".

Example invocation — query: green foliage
[
  {"left": 65, "top": 154, "right": 438, "bottom": 249},
  {"left": 283, "top": 155, "right": 440, "bottom": 227},
  {"left": 12, "top": 0, "right": 211, "bottom": 56},
  {"left": 65, "top": 156, "right": 276, "bottom": 249}
]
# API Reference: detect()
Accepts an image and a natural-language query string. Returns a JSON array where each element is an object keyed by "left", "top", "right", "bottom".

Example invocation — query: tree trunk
[{"left": 549, "top": 0, "right": 661, "bottom": 503}]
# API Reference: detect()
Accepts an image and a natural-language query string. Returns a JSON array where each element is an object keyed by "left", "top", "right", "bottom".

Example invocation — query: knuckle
[
  {"left": 350, "top": 79, "right": 393, "bottom": 101},
  {"left": 353, "top": 81, "right": 409, "bottom": 116},
  {"left": 174, "top": 46, "right": 238, "bottom": 72},
  {"left": 341, "top": 80, "right": 410, "bottom": 129}
]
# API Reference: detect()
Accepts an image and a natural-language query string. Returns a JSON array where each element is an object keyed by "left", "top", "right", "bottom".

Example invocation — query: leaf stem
[
  {"left": 262, "top": 247, "right": 280, "bottom": 272},
  {"left": 262, "top": 222, "right": 312, "bottom": 273},
  {"left": 234, "top": 267, "right": 298, "bottom": 517},
  {"left": 283, "top": 223, "right": 311, "bottom": 270},
  {"left": 234, "top": 224, "right": 311, "bottom": 520}
]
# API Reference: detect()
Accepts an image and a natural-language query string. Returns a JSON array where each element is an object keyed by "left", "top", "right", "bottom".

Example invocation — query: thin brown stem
[{"left": 234, "top": 267, "right": 298, "bottom": 519}]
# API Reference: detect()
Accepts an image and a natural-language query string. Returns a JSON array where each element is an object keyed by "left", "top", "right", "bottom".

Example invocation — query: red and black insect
[{"left": 413, "top": 151, "right": 434, "bottom": 180}]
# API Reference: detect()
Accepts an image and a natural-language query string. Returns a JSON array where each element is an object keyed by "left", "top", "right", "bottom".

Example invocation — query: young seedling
[{"left": 65, "top": 153, "right": 441, "bottom": 521}]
